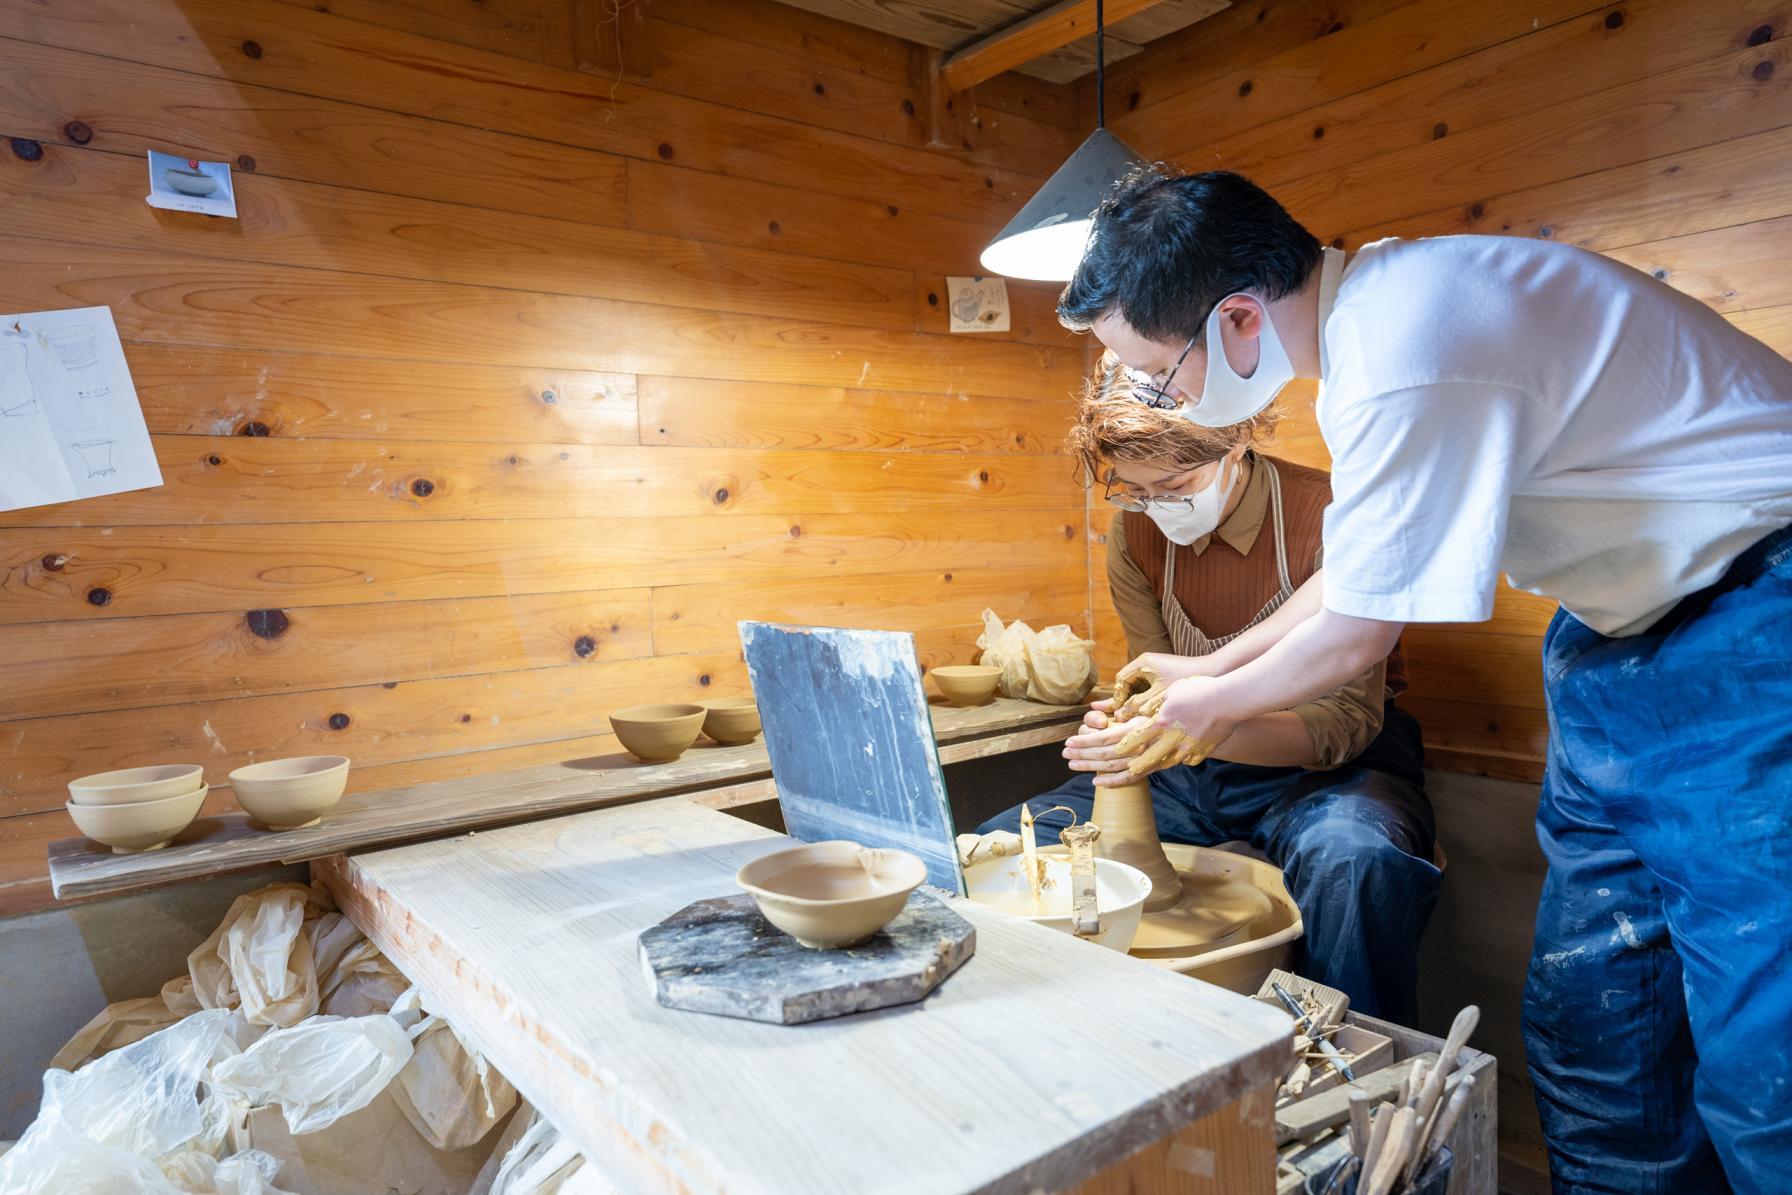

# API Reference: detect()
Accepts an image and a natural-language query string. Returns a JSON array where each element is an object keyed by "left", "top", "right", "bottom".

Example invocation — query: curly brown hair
[{"left": 1067, "top": 352, "right": 1279, "bottom": 485}]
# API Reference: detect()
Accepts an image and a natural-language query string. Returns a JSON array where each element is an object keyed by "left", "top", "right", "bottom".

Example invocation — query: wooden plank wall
[
  {"left": 0, "top": 0, "right": 1095, "bottom": 914},
  {"left": 1088, "top": 0, "right": 1792, "bottom": 783}
]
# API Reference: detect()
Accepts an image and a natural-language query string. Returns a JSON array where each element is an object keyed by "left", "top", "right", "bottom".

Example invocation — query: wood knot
[
  {"left": 1604, "top": 9, "right": 1624, "bottom": 29},
  {"left": 1330, "top": 236, "right": 1345, "bottom": 249},
  {"left": 207, "top": 454, "right": 223, "bottom": 466},
  {"left": 1652, "top": 267, "right": 1669, "bottom": 280},
  {"left": 768, "top": 220, "right": 781, "bottom": 234},
  {"left": 1128, "top": 90, "right": 1141, "bottom": 111},
  {"left": 1062, "top": 524, "right": 1075, "bottom": 539},
  {"left": 241, "top": 39, "right": 262, "bottom": 58},
  {"left": 1747, "top": 24, "right": 1773, "bottom": 46},
  {"left": 87, "top": 586, "right": 111, "bottom": 606},
  {"left": 1539, "top": 225, "right": 1554, "bottom": 238},
  {"left": 1753, "top": 59, "right": 1775, "bottom": 81},
  {"left": 1468, "top": 202, "right": 1486, "bottom": 220},
  {"left": 1237, "top": 79, "right": 1253, "bottom": 97},
  {"left": 657, "top": 142, "right": 674, "bottom": 159},
  {"left": 8, "top": 137, "right": 43, "bottom": 162},
  {"left": 63, "top": 121, "right": 93, "bottom": 145},
  {"left": 788, "top": 524, "right": 802, "bottom": 538},
  {"left": 1327, "top": 20, "right": 1343, "bottom": 32},
  {"left": 382, "top": 681, "right": 398, "bottom": 689},
  {"left": 812, "top": 82, "right": 825, "bottom": 95},
  {"left": 41, "top": 553, "right": 68, "bottom": 571},
  {"left": 506, "top": 454, "right": 520, "bottom": 466},
  {"left": 237, "top": 153, "right": 257, "bottom": 171},
  {"left": 574, "top": 634, "right": 597, "bottom": 658},
  {"left": 901, "top": 98, "right": 915, "bottom": 116},
  {"left": 410, "top": 478, "right": 434, "bottom": 497},
  {"left": 1312, "top": 126, "right": 1325, "bottom": 139},
  {"left": 886, "top": 205, "right": 899, "bottom": 216},
  {"left": 983, "top": 177, "right": 994, "bottom": 189},
  {"left": 245, "top": 608, "right": 289, "bottom": 639},
  {"left": 461, "top": 713, "right": 472, "bottom": 722},
  {"left": 943, "top": 572, "right": 953, "bottom": 582},
  {"left": 977, "top": 470, "right": 989, "bottom": 483},
  {"left": 698, "top": 674, "right": 712, "bottom": 686},
  {"left": 327, "top": 712, "right": 351, "bottom": 730},
  {"left": 1432, "top": 122, "right": 1449, "bottom": 139},
  {"left": 927, "top": 292, "right": 939, "bottom": 306},
  {"left": 540, "top": 389, "right": 557, "bottom": 404},
  {"left": 712, "top": 486, "right": 730, "bottom": 504},
  {"left": 237, "top": 420, "right": 270, "bottom": 437}
]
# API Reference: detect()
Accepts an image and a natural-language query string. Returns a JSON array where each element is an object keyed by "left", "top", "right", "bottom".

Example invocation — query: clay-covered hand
[
  {"left": 955, "top": 830, "right": 1023, "bottom": 867},
  {"left": 1110, "top": 675, "right": 1236, "bottom": 781},
  {"left": 1109, "top": 660, "right": 1160, "bottom": 712},
  {"left": 1062, "top": 709, "right": 1153, "bottom": 777}
]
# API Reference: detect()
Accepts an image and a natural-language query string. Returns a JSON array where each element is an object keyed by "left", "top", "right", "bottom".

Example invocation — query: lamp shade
[{"left": 978, "top": 127, "right": 1147, "bottom": 282}]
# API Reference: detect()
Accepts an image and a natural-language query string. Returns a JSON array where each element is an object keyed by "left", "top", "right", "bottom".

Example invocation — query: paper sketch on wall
[
  {"left": 145, "top": 149, "right": 238, "bottom": 219},
  {"left": 945, "top": 275, "right": 1011, "bottom": 334},
  {"left": 0, "top": 307, "right": 163, "bottom": 513}
]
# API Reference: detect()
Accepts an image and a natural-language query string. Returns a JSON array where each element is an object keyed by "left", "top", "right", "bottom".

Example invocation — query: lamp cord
[{"left": 1095, "top": 0, "right": 1105, "bottom": 127}]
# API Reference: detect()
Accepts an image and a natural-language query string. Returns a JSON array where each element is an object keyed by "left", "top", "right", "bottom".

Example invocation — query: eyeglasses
[
  {"left": 1102, "top": 464, "right": 1211, "bottom": 512},
  {"left": 1123, "top": 333, "right": 1198, "bottom": 410}
]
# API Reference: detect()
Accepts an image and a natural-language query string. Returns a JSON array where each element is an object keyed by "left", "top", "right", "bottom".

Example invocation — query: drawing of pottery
[
  {"left": 72, "top": 440, "right": 116, "bottom": 477},
  {"left": 48, "top": 325, "right": 99, "bottom": 369},
  {"left": 0, "top": 342, "right": 37, "bottom": 416},
  {"left": 164, "top": 167, "right": 219, "bottom": 197}
]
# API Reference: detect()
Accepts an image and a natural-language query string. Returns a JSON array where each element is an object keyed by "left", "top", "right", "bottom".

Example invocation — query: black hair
[{"left": 1058, "top": 168, "right": 1323, "bottom": 342}]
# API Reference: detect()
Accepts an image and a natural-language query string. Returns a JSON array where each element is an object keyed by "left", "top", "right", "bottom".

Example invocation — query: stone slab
[{"left": 638, "top": 889, "right": 975, "bottom": 1024}]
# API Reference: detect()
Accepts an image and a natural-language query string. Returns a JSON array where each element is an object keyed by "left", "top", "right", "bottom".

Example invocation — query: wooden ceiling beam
[{"left": 940, "top": 0, "right": 1171, "bottom": 91}]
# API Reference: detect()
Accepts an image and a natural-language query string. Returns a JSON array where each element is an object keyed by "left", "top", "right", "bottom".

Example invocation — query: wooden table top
[
  {"left": 48, "top": 697, "right": 1083, "bottom": 902},
  {"left": 317, "top": 797, "right": 1290, "bottom": 1195}
]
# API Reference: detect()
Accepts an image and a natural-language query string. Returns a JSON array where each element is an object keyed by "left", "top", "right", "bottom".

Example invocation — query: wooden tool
[
  {"left": 1410, "top": 1007, "right": 1480, "bottom": 1134},
  {"left": 1363, "top": 1106, "right": 1416, "bottom": 1195},
  {"left": 1276, "top": 1052, "right": 1439, "bottom": 1144},
  {"left": 1414, "top": 1074, "right": 1476, "bottom": 1179},
  {"left": 1358, "top": 1103, "right": 1391, "bottom": 1181},
  {"left": 1347, "top": 1090, "right": 1371, "bottom": 1159},
  {"left": 1272, "top": 979, "right": 1357, "bottom": 1082}
]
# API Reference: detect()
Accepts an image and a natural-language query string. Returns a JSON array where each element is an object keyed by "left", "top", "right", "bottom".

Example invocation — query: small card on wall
[
  {"left": 145, "top": 149, "right": 237, "bottom": 218},
  {"left": 945, "top": 276, "right": 1010, "bottom": 333}
]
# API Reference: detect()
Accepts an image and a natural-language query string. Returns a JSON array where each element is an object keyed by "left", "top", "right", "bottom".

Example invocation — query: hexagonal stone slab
[{"left": 638, "top": 890, "right": 975, "bottom": 1024}]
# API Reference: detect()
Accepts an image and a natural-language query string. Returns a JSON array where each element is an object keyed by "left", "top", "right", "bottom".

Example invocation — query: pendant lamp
[{"left": 978, "top": 0, "right": 1147, "bottom": 281}]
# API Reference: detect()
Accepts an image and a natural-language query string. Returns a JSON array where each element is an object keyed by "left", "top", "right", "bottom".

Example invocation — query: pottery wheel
[
  {"left": 638, "top": 890, "right": 975, "bottom": 1025},
  {"left": 1127, "top": 869, "right": 1271, "bottom": 958}
]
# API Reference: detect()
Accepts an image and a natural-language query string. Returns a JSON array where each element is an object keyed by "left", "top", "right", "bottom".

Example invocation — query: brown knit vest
[{"left": 1122, "top": 455, "right": 1408, "bottom": 697}]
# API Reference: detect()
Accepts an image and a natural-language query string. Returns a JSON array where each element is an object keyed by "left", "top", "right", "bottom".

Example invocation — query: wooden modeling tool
[
  {"left": 1358, "top": 1104, "right": 1391, "bottom": 1180},
  {"left": 1363, "top": 1106, "right": 1415, "bottom": 1195},
  {"left": 1347, "top": 1091, "right": 1371, "bottom": 1159},
  {"left": 1403, "top": 1005, "right": 1481, "bottom": 1184},
  {"left": 1059, "top": 821, "right": 1102, "bottom": 937},
  {"left": 1019, "top": 802, "right": 1044, "bottom": 905},
  {"left": 1412, "top": 1074, "right": 1475, "bottom": 1181}
]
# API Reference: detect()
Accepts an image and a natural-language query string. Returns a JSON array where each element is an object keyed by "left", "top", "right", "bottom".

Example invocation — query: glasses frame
[
  {"left": 1101, "top": 458, "right": 1222, "bottom": 513},
  {"left": 1125, "top": 333, "right": 1199, "bottom": 410}
]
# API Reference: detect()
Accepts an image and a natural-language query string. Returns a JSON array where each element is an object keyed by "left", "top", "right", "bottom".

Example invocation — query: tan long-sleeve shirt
[{"left": 1106, "top": 456, "right": 1408, "bottom": 769}]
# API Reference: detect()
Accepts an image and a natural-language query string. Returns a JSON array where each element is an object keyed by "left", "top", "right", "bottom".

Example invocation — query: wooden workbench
[
  {"left": 316, "top": 797, "right": 1292, "bottom": 1194},
  {"left": 49, "top": 696, "right": 1082, "bottom": 903}
]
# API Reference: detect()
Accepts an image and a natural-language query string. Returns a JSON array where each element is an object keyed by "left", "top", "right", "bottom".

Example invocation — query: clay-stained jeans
[
  {"left": 1523, "top": 523, "right": 1792, "bottom": 1195},
  {"left": 976, "top": 704, "right": 1439, "bottom": 1022}
]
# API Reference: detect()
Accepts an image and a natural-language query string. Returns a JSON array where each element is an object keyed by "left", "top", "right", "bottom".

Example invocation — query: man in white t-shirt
[{"left": 1057, "top": 169, "right": 1792, "bottom": 1194}]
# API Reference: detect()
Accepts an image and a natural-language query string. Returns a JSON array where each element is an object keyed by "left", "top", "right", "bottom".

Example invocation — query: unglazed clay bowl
[
  {"left": 229, "top": 755, "right": 350, "bottom": 830},
  {"left": 67, "top": 785, "right": 207, "bottom": 853},
  {"left": 610, "top": 703, "right": 706, "bottom": 762},
  {"left": 701, "top": 697, "right": 761, "bottom": 745},
  {"left": 68, "top": 764, "right": 204, "bottom": 807},
  {"left": 164, "top": 167, "right": 219, "bottom": 197},
  {"left": 930, "top": 664, "right": 1002, "bottom": 707},
  {"left": 736, "top": 840, "right": 927, "bottom": 949}
]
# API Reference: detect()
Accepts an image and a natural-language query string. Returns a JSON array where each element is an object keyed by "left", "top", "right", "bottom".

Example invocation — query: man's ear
[{"left": 1218, "top": 295, "right": 1266, "bottom": 340}]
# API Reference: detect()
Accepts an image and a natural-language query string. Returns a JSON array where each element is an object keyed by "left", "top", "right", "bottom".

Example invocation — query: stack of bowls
[{"left": 65, "top": 765, "right": 208, "bottom": 854}]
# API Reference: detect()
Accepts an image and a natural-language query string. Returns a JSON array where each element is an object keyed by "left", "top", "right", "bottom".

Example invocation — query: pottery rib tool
[
  {"left": 1272, "top": 981, "right": 1357, "bottom": 1083},
  {"left": 1058, "top": 821, "right": 1102, "bottom": 937}
]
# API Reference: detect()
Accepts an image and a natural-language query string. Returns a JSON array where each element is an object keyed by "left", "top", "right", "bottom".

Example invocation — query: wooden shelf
[{"left": 47, "top": 697, "right": 1083, "bottom": 902}]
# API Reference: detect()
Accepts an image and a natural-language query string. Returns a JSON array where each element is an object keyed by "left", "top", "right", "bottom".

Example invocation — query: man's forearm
[
  {"left": 1210, "top": 607, "right": 1404, "bottom": 722},
  {"left": 1202, "top": 570, "right": 1327, "bottom": 674}
]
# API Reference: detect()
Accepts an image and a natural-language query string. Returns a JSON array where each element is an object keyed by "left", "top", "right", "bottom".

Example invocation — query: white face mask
[
  {"left": 1142, "top": 457, "right": 1240, "bottom": 545},
  {"left": 1179, "top": 295, "right": 1296, "bottom": 429}
]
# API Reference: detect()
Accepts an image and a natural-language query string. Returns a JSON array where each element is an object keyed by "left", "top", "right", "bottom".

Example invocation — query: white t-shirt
[{"left": 1316, "top": 235, "right": 1792, "bottom": 636}]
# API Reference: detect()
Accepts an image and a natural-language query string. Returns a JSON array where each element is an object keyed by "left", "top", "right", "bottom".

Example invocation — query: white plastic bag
[
  {"left": 161, "top": 1148, "right": 295, "bottom": 1195},
  {"left": 0, "top": 1010, "right": 237, "bottom": 1194},
  {"left": 50, "top": 995, "right": 186, "bottom": 1072},
  {"left": 472, "top": 1103, "right": 595, "bottom": 1195},
  {"left": 189, "top": 884, "right": 330, "bottom": 1028},
  {"left": 977, "top": 609, "right": 1096, "bottom": 705},
  {"left": 388, "top": 988, "right": 519, "bottom": 1150},
  {"left": 318, "top": 937, "right": 408, "bottom": 1017},
  {"left": 210, "top": 1015, "right": 412, "bottom": 1135}
]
